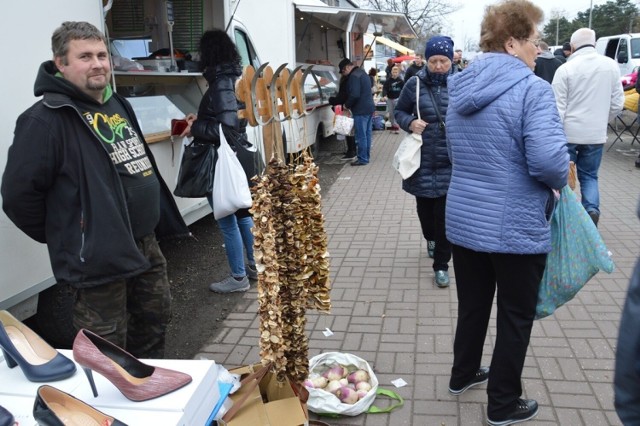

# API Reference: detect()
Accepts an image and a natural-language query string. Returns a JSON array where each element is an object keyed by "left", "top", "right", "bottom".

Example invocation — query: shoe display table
[{"left": 0, "top": 350, "right": 223, "bottom": 425}]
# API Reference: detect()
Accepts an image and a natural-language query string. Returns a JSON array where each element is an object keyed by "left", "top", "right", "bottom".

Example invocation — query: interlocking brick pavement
[{"left": 198, "top": 126, "right": 640, "bottom": 425}]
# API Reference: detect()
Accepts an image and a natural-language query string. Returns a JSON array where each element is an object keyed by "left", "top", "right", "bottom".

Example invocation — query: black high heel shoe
[
  {"left": 33, "top": 385, "right": 128, "bottom": 426},
  {"left": 0, "top": 310, "right": 76, "bottom": 382}
]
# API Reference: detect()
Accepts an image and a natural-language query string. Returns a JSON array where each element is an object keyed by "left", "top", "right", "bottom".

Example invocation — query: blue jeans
[
  {"left": 567, "top": 143, "right": 603, "bottom": 215},
  {"left": 207, "top": 195, "right": 255, "bottom": 278},
  {"left": 353, "top": 114, "right": 373, "bottom": 164}
]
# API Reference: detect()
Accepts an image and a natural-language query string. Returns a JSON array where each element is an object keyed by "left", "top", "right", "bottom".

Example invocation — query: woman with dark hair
[
  {"left": 368, "top": 67, "right": 378, "bottom": 95},
  {"left": 445, "top": 1, "right": 568, "bottom": 424},
  {"left": 182, "top": 29, "right": 258, "bottom": 293}
]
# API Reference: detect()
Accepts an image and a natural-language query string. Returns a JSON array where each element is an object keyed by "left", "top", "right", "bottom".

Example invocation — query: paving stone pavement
[{"left": 198, "top": 126, "right": 640, "bottom": 426}]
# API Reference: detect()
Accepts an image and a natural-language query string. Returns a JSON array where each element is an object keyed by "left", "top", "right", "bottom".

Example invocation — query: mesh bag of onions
[{"left": 305, "top": 352, "right": 379, "bottom": 416}]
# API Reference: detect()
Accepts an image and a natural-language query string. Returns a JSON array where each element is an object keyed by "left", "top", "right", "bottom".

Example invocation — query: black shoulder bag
[{"left": 426, "top": 87, "right": 446, "bottom": 131}]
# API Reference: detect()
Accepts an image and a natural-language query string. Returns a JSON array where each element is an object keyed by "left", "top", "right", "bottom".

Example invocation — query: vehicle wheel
[{"left": 31, "top": 284, "right": 76, "bottom": 348}]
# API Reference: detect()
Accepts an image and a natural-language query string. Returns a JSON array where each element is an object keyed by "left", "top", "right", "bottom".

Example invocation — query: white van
[{"left": 595, "top": 33, "right": 640, "bottom": 76}]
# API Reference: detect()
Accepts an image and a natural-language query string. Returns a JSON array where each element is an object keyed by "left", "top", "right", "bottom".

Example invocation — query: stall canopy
[
  {"left": 293, "top": 2, "right": 417, "bottom": 39},
  {"left": 372, "top": 35, "right": 414, "bottom": 55}
]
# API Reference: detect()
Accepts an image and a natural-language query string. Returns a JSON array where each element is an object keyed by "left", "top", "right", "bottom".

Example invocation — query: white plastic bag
[
  {"left": 392, "top": 77, "right": 423, "bottom": 179},
  {"left": 333, "top": 114, "right": 354, "bottom": 136},
  {"left": 392, "top": 133, "right": 422, "bottom": 179},
  {"left": 306, "top": 352, "right": 379, "bottom": 416},
  {"left": 212, "top": 124, "right": 252, "bottom": 220}
]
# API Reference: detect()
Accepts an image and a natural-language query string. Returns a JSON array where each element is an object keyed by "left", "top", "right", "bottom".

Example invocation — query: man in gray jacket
[{"left": 552, "top": 28, "right": 624, "bottom": 226}]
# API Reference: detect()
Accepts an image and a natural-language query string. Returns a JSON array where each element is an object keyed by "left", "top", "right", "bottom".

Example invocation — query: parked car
[{"left": 621, "top": 66, "right": 639, "bottom": 90}]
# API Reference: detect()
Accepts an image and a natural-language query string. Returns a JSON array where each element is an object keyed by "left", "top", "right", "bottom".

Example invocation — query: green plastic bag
[{"left": 535, "top": 186, "right": 615, "bottom": 319}]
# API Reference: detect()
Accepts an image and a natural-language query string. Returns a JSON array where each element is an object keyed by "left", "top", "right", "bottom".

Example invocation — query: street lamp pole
[{"left": 588, "top": 0, "right": 593, "bottom": 29}]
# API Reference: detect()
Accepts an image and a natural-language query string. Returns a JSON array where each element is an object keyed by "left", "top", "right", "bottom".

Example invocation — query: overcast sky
[{"left": 446, "top": 0, "right": 609, "bottom": 51}]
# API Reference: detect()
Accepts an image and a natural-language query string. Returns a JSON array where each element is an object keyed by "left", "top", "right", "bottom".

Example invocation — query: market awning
[
  {"left": 293, "top": 2, "right": 416, "bottom": 39},
  {"left": 372, "top": 35, "right": 414, "bottom": 55}
]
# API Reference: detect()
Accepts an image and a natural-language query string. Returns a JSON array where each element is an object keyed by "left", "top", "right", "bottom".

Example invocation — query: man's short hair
[
  {"left": 539, "top": 41, "right": 549, "bottom": 51},
  {"left": 570, "top": 28, "right": 596, "bottom": 50},
  {"left": 52, "top": 21, "right": 107, "bottom": 63}
]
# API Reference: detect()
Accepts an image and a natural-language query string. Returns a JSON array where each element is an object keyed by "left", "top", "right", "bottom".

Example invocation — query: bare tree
[{"left": 359, "top": 0, "right": 460, "bottom": 40}]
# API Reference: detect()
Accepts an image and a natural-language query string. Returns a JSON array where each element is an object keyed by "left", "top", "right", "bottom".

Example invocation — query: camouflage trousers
[{"left": 73, "top": 233, "right": 171, "bottom": 359}]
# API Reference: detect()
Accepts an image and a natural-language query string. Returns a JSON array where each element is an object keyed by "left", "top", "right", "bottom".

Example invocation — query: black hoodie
[{"left": 1, "top": 61, "right": 189, "bottom": 287}]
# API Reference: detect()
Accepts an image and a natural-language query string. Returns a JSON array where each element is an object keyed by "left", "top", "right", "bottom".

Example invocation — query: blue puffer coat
[
  {"left": 445, "top": 53, "right": 569, "bottom": 254},
  {"left": 394, "top": 69, "right": 451, "bottom": 198}
]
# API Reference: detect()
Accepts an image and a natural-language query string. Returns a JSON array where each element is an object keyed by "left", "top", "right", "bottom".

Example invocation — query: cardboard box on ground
[{"left": 218, "top": 364, "right": 308, "bottom": 426}]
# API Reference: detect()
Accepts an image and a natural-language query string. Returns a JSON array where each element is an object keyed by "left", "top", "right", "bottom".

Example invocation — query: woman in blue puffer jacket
[
  {"left": 444, "top": 1, "right": 568, "bottom": 425},
  {"left": 395, "top": 36, "right": 454, "bottom": 288}
]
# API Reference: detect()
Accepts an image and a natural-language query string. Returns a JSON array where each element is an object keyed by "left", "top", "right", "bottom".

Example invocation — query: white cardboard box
[{"left": 0, "top": 349, "right": 222, "bottom": 425}]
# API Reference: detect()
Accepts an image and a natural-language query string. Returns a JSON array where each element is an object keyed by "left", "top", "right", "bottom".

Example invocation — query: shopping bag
[
  {"left": 333, "top": 114, "right": 354, "bottom": 136},
  {"left": 212, "top": 124, "right": 253, "bottom": 220},
  {"left": 306, "top": 352, "right": 403, "bottom": 417},
  {"left": 535, "top": 186, "right": 615, "bottom": 319},
  {"left": 173, "top": 137, "right": 216, "bottom": 198},
  {"left": 392, "top": 76, "right": 422, "bottom": 179},
  {"left": 392, "top": 133, "right": 422, "bottom": 179},
  {"left": 223, "top": 127, "right": 263, "bottom": 182}
]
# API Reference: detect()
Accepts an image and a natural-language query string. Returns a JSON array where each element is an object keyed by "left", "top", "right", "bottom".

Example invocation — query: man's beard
[{"left": 86, "top": 74, "right": 109, "bottom": 91}]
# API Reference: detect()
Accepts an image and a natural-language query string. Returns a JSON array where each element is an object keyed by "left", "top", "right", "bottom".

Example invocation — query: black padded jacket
[{"left": 1, "top": 61, "right": 189, "bottom": 288}]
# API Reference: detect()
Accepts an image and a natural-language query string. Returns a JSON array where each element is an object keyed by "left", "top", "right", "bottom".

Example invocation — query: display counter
[
  {"left": 0, "top": 350, "right": 223, "bottom": 425},
  {"left": 114, "top": 71, "right": 206, "bottom": 143}
]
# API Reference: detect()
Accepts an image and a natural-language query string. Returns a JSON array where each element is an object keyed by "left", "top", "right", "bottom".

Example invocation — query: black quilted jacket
[{"left": 191, "top": 63, "right": 247, "bottom": 145}]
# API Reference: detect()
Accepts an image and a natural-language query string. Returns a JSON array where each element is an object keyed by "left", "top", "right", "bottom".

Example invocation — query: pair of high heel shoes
[
  {"left": 73, "top": 329, "right": 192, "bottom": 401},
  {"left": 0, "top": 310, "right": 76, "bottom": 382},
  {"left": 34, "top": 385, "right": 127, "bottom": 426}
]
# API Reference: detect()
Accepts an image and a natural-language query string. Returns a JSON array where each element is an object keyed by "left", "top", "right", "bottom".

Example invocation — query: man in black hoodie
[
  {"left": 1, "top": 22, "right": 188, "bottom": 358},
  {"left": 404, "top": 54, "right": 425, "bottom": 82}
]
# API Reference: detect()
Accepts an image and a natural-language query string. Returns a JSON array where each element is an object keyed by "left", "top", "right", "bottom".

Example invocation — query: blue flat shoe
[{"left": 0, "top": 310, "right": 76, "bottom": 382}]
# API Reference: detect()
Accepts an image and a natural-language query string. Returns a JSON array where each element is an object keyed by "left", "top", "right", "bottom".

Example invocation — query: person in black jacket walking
[
  {"left": 394, "top": 35, "right": 454, "bottom": 288},
  {"left": 1, "top": 21, "right": 188, "bottom": 358},
  {"left": 381, "top": 66, "right": 404, "bottom": 133},
  {"left": 534, "top": 41, "right": 563, "bottom": 83},
  {"left": 182, "top": 29, "right": 258, "bottom": 294}
]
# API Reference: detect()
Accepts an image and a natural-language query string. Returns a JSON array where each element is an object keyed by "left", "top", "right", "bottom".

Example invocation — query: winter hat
[
  {"left": 338, "top": 58, "right": 352, "bottom": 73},
  {"left": 424, "top": 36, "right": 454, "bottom": 61},
  {"left": 562, "top": 42, "right": 572, "bottom": 51}
]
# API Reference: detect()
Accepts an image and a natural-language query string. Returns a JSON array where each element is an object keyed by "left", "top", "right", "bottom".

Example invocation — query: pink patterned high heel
[{"left": 72, "top": 329, "right": 192, "bottom": 402}]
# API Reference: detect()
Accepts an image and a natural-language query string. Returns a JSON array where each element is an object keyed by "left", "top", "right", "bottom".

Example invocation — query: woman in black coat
[
  {"left": 394, "top": 36, "right": 453, "bottom": 288},
  {"left": 329, "top": 73, "right": 357, "bottom": 161},
  {"left": 182, "top": 29, "right": 258, "bottom": 293}
]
